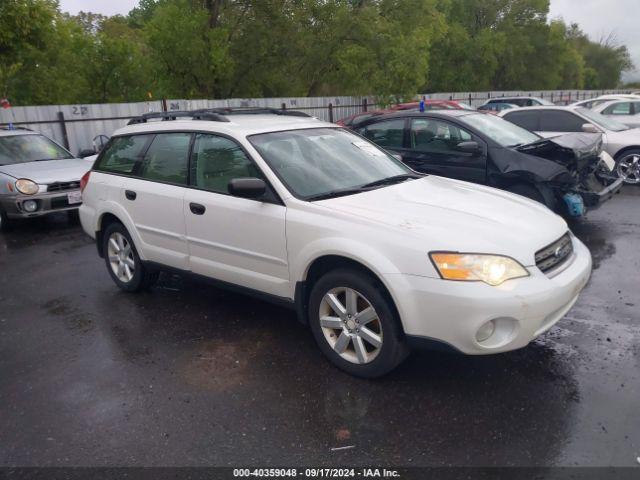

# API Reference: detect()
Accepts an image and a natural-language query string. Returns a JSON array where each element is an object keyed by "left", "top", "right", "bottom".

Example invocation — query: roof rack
[
  {"left": 127, "top": 107, "right": 312, "bottom": 125},
  {"left": 192, "top": 107, "right": 312, "bottom": 118},
  {"left": 127, "top": 110, "right": 230, "bottom": 125}
]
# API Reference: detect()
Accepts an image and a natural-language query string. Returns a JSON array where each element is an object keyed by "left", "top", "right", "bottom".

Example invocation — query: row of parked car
[{"left": 0, "top": 97, "right": 633, "bottom": 377}]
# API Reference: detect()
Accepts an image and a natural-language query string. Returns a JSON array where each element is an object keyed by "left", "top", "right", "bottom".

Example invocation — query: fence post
[
  {"left": 468, "top": 93, "right": 472, "bottom": 105},
  {"left": 57, "top": 111, "right": 70, "bottom": 150},
  {"left": 328, "top": 103, "right": 333, "bottom": 123},
  {"left": 281, "top": 102, "right": 286, "bottom": 111},
  {"left": 161, "top": 99, "right": 168, "bottom": 112},
  {"left": 363, "top": 98, "right": 368, "bottom": 112}
]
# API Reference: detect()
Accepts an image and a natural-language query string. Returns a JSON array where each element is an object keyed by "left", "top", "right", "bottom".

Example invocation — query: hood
[
  {"left": 516, "top": 133, "right": 602, "bottom": 173},
  {"left": 0, "top": 158, "right": 91, "bottom": 185},
  {"left": 318, "top": 176, "right": 568, "bottom": 266}
]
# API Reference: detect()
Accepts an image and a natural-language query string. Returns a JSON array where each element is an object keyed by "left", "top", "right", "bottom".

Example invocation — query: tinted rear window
[
  {"left": 96, "top": 135, "right": 152, "bottom": 174},
  {"left": 139, "top": 133, "right": 191, "bottom": 185}
]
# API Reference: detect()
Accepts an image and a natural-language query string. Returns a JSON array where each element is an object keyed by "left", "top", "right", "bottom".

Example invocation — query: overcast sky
[{"left": 59, "top": 0, "right": 639, "bottom": 81}]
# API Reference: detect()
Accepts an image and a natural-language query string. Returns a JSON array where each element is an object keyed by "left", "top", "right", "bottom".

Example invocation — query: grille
[
  {"left": 535, "top": 233, "right": 573, "bottom": 274},
  {"left": 47, "top": 181, "right": 80, "bottom": 192},
  {"left": 51, "top": 197, "right": 70, "bottom": 210}
]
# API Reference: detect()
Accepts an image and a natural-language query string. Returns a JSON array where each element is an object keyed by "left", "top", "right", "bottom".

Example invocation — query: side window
[
  {"left": 139, "top": 133, "right": 191, "bottom": 185},
  {"left": 357, "top": 119, "right": 405, "bottom": 148},
  {"left": 503, "top": 111, "right": 539, "bottom": 131},
  {"left": 604, "top": 102, "right": 632, "bottom": 115},
  {"left": 633, "top": 102, "right": 640, "bottom": 115},
  {"left": 539, "top": 111, "right": 584, "bottom": 132},
  {"left": 96, "top": 135, "right": 151, "bottom": 174},
  {"left": 190, "top": 134, "right": 262, "bottom": 194},
  {"left": 410, "top": 119, "right": 473, "bottom": 154}
]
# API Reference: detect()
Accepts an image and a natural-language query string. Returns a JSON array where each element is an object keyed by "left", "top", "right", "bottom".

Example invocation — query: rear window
[
  {"left": 95, "top": 135, "right": 152, "bottom": 174},
  {"left": 139, "top": 133, "right": 191, "bottom": 185}
]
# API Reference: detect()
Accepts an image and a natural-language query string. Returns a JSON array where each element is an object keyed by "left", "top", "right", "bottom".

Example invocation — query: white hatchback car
[{"left": 79, "top": 109, "right": 592, "bottom": 377}]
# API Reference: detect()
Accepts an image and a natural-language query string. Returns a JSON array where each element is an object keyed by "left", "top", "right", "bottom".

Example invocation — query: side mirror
[
  {"left": 78, "top": 148, "right": 97, "bottom": 158},
  {"left": 391, "top": 153, "right": 403, "bottom": 162},
  {"left": 228, "top": 178, "right": 266, "bottom": 199},
  {"left": 456, "top": 141, "right": 481, "bottom": 154},
  {"left": 582, "top": 123, "right": 599, "bottom": 134}
]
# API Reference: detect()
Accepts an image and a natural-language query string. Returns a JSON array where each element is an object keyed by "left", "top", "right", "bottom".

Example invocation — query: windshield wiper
[
  {"left": 306, "top": 174, "right": 422, "bottom": 202},
  {"left": 306, "top": 188, "right": 370, "bottom": 201},
  {"left": 359, "top": 173, "right": 422, "bottom": 189}
]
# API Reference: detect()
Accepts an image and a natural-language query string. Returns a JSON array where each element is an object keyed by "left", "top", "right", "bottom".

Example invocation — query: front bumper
[
  {"left": 384, "top": 235, "right": 592, "bottom": 355},
  {"left": 579, "top": 176, "right": 623, "bottom": 210},
  {"left": 0, "top": 190, "right": 82, "bottom": 219}
]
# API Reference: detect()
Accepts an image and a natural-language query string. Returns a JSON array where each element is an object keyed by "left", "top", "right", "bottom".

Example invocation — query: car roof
[
  {"left": 0, "top": 128, "right": 39, "bottom": 138},
  {"left": 500, "top": 105, "right": 582, "bottom": 113},
  {"left": 113, "top": 112, "right": 332, "bottom": 138},
  {"left": 353, "top": 110, "right": 480, "bottom": 126}
]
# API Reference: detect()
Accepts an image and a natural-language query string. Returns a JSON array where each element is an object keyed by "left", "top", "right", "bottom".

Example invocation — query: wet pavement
[{"left": 0, "top": 189, "right": 638, "bottom": 468}]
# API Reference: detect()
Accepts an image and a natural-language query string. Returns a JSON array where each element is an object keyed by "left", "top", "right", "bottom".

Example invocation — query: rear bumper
[{"left": 0, "top": 191, "right": 82, "bottom": 218}]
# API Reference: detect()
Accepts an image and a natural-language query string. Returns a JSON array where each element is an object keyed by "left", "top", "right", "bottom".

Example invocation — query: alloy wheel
[
  {"left": 107, "top": 232, "right": 136, "bottom": 283},
  {"left": 319, "top": 287, "right": 383, "bottom": 364},
  {"left": 617, "top": 154, "right": 640, "bottom": 184}
]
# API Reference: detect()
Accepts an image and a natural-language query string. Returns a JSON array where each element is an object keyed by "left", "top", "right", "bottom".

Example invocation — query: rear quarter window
[{"left": 95, "top": 135, "right": 152, "bottom": 174}]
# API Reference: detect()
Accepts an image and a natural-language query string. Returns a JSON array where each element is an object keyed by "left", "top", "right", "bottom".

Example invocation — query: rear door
[
  {"left": 183, "top": 133, "right": 289, "bottom": 298},
  {"left": 118, "top": 132, "right": 191, "bottom": 270},
  {"left": 399, "top": 117, "right": 487, "bottom": 183}
]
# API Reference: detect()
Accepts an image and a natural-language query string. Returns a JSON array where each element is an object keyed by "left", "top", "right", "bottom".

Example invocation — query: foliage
[{"left": 0, "top": 0, "right": 635, "bottom": 105}]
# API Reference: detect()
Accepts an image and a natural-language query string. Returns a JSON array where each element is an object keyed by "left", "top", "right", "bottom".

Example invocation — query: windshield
[
  {"left": 577, "top": 107, "right": 629, "bottom": 132},
  {"left": 462, "top": 113, "right": 540, "bottom": 147},
  {"left": 249, "top": 128, "right": 413, "bottom": 200},
  {"left": 0, "top": 133, "right": 73, "bottom": 165}
]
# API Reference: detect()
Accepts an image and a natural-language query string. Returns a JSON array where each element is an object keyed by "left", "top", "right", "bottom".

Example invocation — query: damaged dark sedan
[{"left": 349, "top": 110, "right": 623, "bottom": 216}]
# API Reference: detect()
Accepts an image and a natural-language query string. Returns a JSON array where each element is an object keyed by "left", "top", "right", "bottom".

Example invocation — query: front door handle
[
  {"left": 125, "top": 190, "right": 136, "bottom": 201},
  {"left": 189, "top": 203, "right": 206, "bottom": 215}
]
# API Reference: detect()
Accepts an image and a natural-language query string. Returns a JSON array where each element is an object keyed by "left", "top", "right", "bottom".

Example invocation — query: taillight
[{"left": 80, "top": 171, "right": 91, "bottom": 193}]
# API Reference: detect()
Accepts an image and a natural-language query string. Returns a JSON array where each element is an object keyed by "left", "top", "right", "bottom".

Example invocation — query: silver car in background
[
  {"left": 500, "top": 106, "right": 640, "bottom": 185},
  {"left": 592, "top": 99, "right": 640, "bottom": 129},
  {"left": 0, "top": 128, "right": 93, "bottom": 231}
]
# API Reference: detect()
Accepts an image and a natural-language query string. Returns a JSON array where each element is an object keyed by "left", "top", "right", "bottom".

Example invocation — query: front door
[
  {"left": 400, "top": 118, "right": 487, "bottom": 184},
  {"left": 183, "top": 133, "right": 289, "bottom": 298}
]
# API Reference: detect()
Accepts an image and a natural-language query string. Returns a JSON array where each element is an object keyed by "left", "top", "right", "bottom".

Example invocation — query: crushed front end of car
[{"left": 513, "top": 133, "right": 623, "bottom": 216}]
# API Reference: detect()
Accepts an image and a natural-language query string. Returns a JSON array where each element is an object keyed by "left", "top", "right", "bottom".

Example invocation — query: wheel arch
[
  {"left": 294, "top": 254, "right": 403, "bottom": 333},
  {"left": 613, "top": 145, "right": 640, "bottom": 160}
]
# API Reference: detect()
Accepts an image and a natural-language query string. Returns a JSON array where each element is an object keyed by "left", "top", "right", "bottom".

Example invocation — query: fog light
[
  {"left": 476, "top": 320, "right": 496, "bottom": 343},
  {"left": 23, "top": 200, "right": 38, "bottom": 213}
]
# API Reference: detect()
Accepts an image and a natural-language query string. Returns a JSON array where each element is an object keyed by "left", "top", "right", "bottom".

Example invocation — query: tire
[
  {"left": 506, "top": 183, "right": 551, "bottom": 208},
  {"left": 0, "top": 209, "right": 12, "bottom": 232},
  {"left": 308, "top": 268, "right": 409, "bottom": 378},
  {"left": 615, "top": 149, "right": 640, "bottom": 185},
  {"left": 102, "top": 222, "right": 156, "bottom": 292}
]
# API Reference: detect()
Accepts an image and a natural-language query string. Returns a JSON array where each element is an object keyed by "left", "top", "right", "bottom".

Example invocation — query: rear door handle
[
  {"left": 189, "top": 203, "right": 206, "bottom": 215},
  {"left": 125, "top": 190, "right": 137, "bottom": 201}
]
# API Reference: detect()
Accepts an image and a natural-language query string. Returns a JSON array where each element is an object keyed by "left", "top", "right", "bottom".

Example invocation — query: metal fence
[{"left": 0, "top": 89, "right": 631, "bottom": 155}]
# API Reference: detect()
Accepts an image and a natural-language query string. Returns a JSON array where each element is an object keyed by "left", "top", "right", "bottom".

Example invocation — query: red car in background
[{"left": 337, "top": 99, "right": 474, "bottom": 127}]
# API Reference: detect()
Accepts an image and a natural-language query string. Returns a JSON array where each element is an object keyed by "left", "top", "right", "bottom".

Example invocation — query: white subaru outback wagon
[{"left": 79, "top": 108, "right": 592, "bottom": 377}]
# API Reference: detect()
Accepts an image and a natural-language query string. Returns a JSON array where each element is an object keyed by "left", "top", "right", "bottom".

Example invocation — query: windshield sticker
[{"left": 352, "top": 141, "right": 387, "bottom": 157}]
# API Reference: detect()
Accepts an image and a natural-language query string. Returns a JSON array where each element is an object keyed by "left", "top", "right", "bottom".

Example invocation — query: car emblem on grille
[{"left": 555, "top": 245, "right": 567, "bottom": 258}]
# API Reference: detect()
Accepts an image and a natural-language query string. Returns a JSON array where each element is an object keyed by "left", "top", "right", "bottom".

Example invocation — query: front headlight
[
  {"left": 429, "top": 253, "right": 529, "bottom": 286},
  {"left": 15, "top": 179, "right": 39, "bottom": 195}
]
